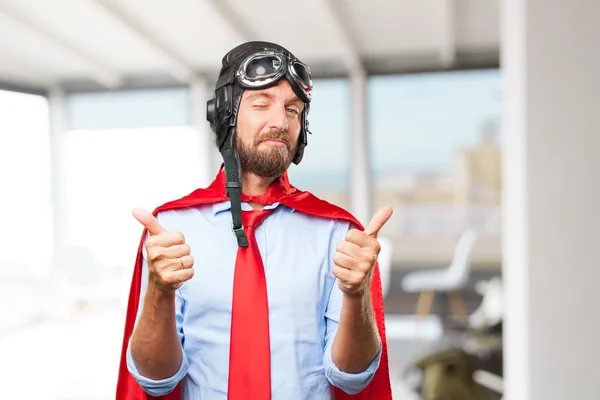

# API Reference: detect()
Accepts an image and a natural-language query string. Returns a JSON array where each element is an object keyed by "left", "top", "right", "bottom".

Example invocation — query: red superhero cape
[{"left": 116, "top": 168, "right": 393, "bottom": 399}]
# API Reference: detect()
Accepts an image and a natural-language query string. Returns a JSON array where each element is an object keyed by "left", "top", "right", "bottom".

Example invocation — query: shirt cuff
[
  {"left": 126, "top": 343, "right": 189, "bottom": 396},
  {"left": 323, "top": 341, "right": 382, "bottom": 395}
]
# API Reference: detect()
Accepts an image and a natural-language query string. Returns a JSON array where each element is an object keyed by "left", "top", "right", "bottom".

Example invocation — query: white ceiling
[{"left": 0, "top": 0, "right": 499, "bottom": 93}]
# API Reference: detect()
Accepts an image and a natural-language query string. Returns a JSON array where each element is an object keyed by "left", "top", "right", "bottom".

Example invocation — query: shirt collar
[{"left": 212, "top": 200, "right": 295, "bottom": 216}]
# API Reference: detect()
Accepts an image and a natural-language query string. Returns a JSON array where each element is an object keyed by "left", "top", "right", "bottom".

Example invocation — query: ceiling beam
[
  {"left": 0, "top": 80, "right": 47, "bottom": 96},
  {"left": 0, "top": 49, "right": 58, "bottom": 87},
  {"left": 439, "top": 0, "right": 457, "bottom": 67},
  {"left": 323, "top": 0, "right": 363, "bottom": 74},
  {"left": 94, "top": 0, "right": 195, "bottom": 83},
  {"left": 205, "top": 0, "right": 258, "bottom": 42},
  {"left": 0, "top": 1, "right": 121, "bottom": 89}
]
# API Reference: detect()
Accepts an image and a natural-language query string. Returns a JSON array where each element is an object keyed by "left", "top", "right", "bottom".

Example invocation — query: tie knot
[{"left": 242, "top": 209, "right": 272, "bottom": 228}]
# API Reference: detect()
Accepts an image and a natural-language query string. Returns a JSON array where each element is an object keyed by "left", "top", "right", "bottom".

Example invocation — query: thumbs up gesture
[
  {"left": 132, "top": 208, "right": 195, "bottom": 292},
  {"left": 333, "top": 206, "right": 393, "bottom": 297}
]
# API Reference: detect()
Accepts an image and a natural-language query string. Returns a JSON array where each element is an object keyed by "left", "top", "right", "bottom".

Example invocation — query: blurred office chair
[
  {"left": 401, "top": 229, "right": 479, "bottom": 322},
  {"left": 468, "top": 276, "right": 503, "bottom": 330},
  {"left": 377, "top": 236, "right": 393, "bottom": 298}
]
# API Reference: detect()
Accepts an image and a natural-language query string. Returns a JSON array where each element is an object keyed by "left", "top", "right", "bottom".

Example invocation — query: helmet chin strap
[
  {"left": 208, "top": 81, "right": 250, "bottom": 248},
  {"left": 222, "top": 146, "right": 248, "bottom": 247}
]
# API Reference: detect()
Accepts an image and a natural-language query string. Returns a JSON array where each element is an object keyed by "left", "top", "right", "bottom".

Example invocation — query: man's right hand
[{"left": 133, "top": 208, "right": 195, "bottom": 292}]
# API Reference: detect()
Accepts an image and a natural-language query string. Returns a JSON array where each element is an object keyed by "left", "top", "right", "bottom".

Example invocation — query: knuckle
[
  {"left": 369, "top": 252, "right": 378, "bottom": 264},
  {"left": 358, "top": 271, "right": 368, "bottom": 282},
  {"left": 373, "top": 241, "right": 381, "bottom": 254},
  {"left": 147, "top": 248, "right": 162, "bottom": 261},
  {"left": 182, "top": 243, "right": 191, "bottom": 255},
  {"left": 345, "top": 229, "right": 359, "bottom": 241},
  {"left": 171, "top": 257, "right": 182, "bottom": 268},
  {"left": 333, "top": 252, "right": 343, "bottom": 265},
  {"left": 332, "top": 265, "right": 343, "bottom": 278},
  {"left": 146, "top": 237, "right": 159, "bottom": 248},
  {"left": 357, "top": 270, "right": 367, "bottom": 281},
  {"left": 360, "top": 260, "right": 371, "bottom": 271},
  {"left": 174, "top": 231, "right": 185, "bottom": 244}
]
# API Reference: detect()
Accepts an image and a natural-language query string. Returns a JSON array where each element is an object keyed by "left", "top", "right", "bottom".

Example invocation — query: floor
[
  {"left": 1, "top": 310, "right": 438, "bottom": 399},
  {"left": 0, "top": 268, "right": 500, "bottom": 399}
]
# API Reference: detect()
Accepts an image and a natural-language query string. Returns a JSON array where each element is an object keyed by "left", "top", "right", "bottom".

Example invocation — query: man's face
[{"left": 235, "top": 79, "right": 304, "bottom": 178}]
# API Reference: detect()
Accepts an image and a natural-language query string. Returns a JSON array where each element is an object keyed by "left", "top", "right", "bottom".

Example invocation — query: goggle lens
[
  {"left": 292, "top": 62, "right": 312, "bottom": 89},
  {"left": 245, "top": 56, "right": 282, "bottom": 79}
]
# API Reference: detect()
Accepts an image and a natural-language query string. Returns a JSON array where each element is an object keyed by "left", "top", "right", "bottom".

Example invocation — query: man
[{"left": 116, "top": 41, "right": 393, "bottom": 400}]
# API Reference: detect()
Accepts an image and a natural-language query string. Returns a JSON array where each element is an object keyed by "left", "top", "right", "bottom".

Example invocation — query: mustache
[{"left": 255, "top": 130, "right": 292, "bottom": 148}]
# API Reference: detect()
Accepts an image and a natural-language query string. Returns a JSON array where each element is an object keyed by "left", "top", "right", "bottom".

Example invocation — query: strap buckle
[{"left": 232, "top": 224, "right": 248, "bottom": 247}]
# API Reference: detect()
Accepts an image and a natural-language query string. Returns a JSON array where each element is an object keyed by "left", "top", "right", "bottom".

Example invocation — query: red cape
[{"left": 116, "top": 169, "right": 393, "bottom": 399}]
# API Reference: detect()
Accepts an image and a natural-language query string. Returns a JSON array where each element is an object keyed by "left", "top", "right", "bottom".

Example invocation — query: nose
[{"left": 267, "top": 104, "right": 288, "bottom": 132}]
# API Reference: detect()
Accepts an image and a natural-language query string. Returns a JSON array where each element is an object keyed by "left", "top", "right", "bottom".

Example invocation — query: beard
[{"left": 236, "top": 129, "right": 297, "bottom": 178}]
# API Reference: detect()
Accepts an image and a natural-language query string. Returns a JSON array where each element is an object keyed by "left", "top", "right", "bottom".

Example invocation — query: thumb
[
  {"left": 365, "top": 206, "right": 393, "bottom": 238},
  {"left": 132, "top": 208, "right": 166, "bottom": 235}
]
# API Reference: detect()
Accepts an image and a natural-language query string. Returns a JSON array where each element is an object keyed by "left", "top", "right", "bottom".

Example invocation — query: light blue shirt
[{"left": 127, "top": 201, "right": 381, "bottom": 399}]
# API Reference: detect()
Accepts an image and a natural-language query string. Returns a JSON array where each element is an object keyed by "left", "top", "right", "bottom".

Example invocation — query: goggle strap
[{"left": 215, "top": 65, "right": 237, "bottom": 90}]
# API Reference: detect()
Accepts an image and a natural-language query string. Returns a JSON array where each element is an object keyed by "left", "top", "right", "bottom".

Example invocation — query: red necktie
[{"left": 228, "top": 209, "right": 273, "bottom": 400}]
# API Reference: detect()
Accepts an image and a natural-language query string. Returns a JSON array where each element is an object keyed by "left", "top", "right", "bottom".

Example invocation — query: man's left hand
[{"left": 333, "top": 206, "right": 394, "bottom": 297}]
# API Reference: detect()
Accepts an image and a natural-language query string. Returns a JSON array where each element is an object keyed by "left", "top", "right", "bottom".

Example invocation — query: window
[
  {"left": 0, "top": 90, "right": 52, "bottom": 278},
  {"left": 368, "top": 69, "right": 501, "bottom": 265},
  {"left": 286, "top": 78, "right": 351, "bottom": 209},
  {"left": 64, "top": 126, "right": 205, "bottom": 270}
]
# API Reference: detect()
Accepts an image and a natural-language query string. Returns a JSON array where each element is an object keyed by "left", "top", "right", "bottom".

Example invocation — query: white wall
[{"left": 502, "top": 0, "right": 600, "bottom": 399}]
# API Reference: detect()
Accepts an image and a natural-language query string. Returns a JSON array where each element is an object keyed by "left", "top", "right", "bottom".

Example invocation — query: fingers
[
  {"left": 146, "top": 231, "right": 186, "bottom": 248},
  {"left": 336, "top": 239, "right": 377, "bottom": 263},
  {"left": 332, "top": 265, "right": 368, "bottom": 288},
  {"left": 179, "top": 254, "right": 194, "bottom": 269},
  {"left": 164, "top": 267, "right": 195, "bottom": 290},
  {"left": 333, "top": 251, "right": 354, "bottom": 269},
  {"left": 147, "top": 245, "right": 194, "bottom": 266},
  {"left": 333, "top": 208, "right": 391, "bottom": 297},
  {"left": 150, "top": 253, "right": 194, "bottom": 269},
  {"left": 336, "top": 239, "right": 362, "bottom": 257},
  {"left": 151, "top": 254, "right": 195, "bottom": 290},
  {"left": 134, "top": 208, "right": 195, "bottom": 291},
  {"left": 334, "top": 248, "right": 375, "bottom": 274},
  {"left": 344, "top": 229, "right": 381, "bottom": 253},
  {"left": 147, "top": 243, "right": 190, "bottom": 260},
  {"left": 334, "top": 226, "right": 382, "bottom": 297},
  {"left": 364, "top": 206, "right": 393, "bottom": 238},
  {"left": 174, "top": 268, "right": 194, "bottom": 281},
  {"left": 133, "top": 208, "right": 166, "bottom": 235},
  {"left": 147, "top": 242, "right": 194, "bottom": 278}
]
